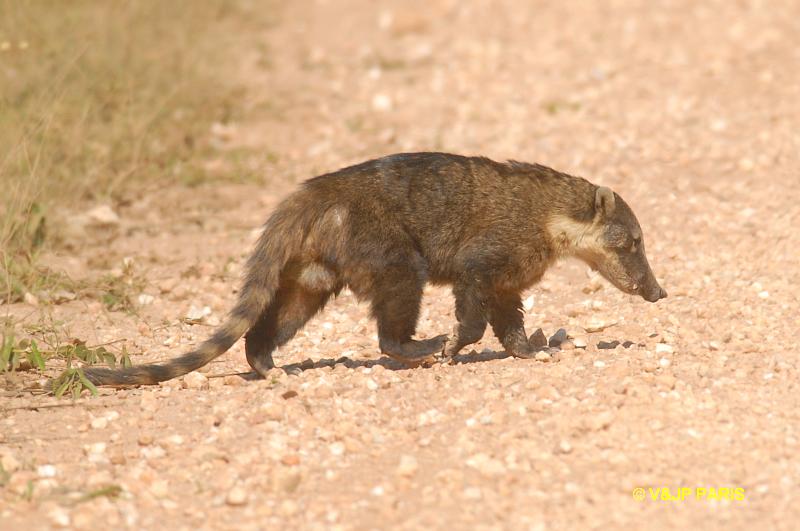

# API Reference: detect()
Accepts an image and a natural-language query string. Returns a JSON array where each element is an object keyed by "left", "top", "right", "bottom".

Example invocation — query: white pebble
[
  {"left": 396, "top": 455, "right": 419, "bottom": 477},
  {"left": 183, "top": 372, "right": 208, "bottom": 390},
  {"left": 523, "top": 295, "right": 535, "bottom": 311},
  {"left": 37, "top": 464, "right": 57, "bottom": 478},
  {"left": 329, "top": 442, "right": 345, "bottom": 456},
  {"left": 226, "top": 486, "right": 249, "bottom": 506},
  {"left": 655, "top": 343, "right": 674, "bottom": 354},
  {"left": 371, "top": 93, "right": 393, "bottom": 112}
]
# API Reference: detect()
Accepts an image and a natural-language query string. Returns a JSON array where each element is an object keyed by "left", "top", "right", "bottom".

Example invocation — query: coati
[{"left": 82, "top": 152, "right": 666, "bottom": 386}]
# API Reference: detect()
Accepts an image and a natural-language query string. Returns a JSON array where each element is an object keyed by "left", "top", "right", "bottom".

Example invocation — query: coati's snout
[
  {"left": 591, "top": 187, "right": 666, "bottom": 303},
  {"left": 550, "top": 186, "right": 666, "bottom": 303}
]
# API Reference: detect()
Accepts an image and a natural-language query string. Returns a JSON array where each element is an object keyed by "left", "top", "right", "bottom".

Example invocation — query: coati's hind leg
[
  {"left": 370, "top": 264, "right": 448, "bottom": 366},
  {"left": 245, "top": 263, "right": 336, "bottom": 377}
]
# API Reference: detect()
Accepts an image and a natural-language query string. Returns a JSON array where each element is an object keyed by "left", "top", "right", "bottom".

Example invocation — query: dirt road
[{"left": 2, "top": 0, "right": 800, "bottom": 528}]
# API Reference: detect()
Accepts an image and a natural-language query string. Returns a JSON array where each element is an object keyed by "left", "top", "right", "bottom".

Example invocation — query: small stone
[
  {"left": 279, "top": 500, "right": 299, "bottom": 517},
  {"left": 259, "top": 402, "right": 283, "bottom": 421},
  {"left": 529, "top": 328, "right": 547, "bottom": 349},
  {"left": 465, "top": 453, "right": 506, "bottom": 477},
  {"left": 273, "top": 468, "right": 302, "bottom": 493},
  {"left": 655, "top": 374, "right": 677, "bottom": 390},
  {"left": 523, "top": 295, "right": 535, "bottom": 311},
  {"left": 557, "top": 440, "right": 573, "bottom": 454},
  {"left": 165, "top": 434, "right": 184, "bottom": 446},
  {"left": 396, "top": 455, "right": 419, "bottom": 477},
  {"left": 37, "top": 464, "right": 57, "bottom": 478},
  {"left": 329, "top": 442, "right": 345, "bottom": 456},
  {"left": 140, "top": 392, "right": 158, "bottom": 412},
  {"left": 463, "top": 487, "right": 482, "bottom": 500},
  {"left": 1, "top": 451, "right": 21, "bottom": 473},
  {"left": 534, "top": 351, "right": 551, "bottom": 362},
  {"left": 138, "top": 434, "right": 154, "bottom": 446},
  {"left": 149, "top": 480, "right": 170, "bottom": 498},
  {"left": 281, "top": 454, "right": 301, "bottom": 466},
  {"left": 643, "top": 360, "right": 659, "bottom": 373},
  {"left": 158, "top": 279, "right": 178, "bottom": 294},
  {"left": 183, "top": 372, "right": 208, "bottom": 390},
  {"left": 140, "top": 445, "right": 166, "bottom": 460},
  {"left": 226, "top": 486, "right": 249, "bottom": 506},
  {"left": 655, "top": 343, "right": 674, "bottom": 354},
  {"left": 84, "top": 442, "right": 107, "bottom": 456},
  {"left": 371, "top": 93, "right": 393, "bottom": 111},
  {"left": 738, "top": 157, "right": 755, "bottom": 171},
  {"left": 86, "top": 204, "right": 120, "bottom": 227},
  {"left": 549, "top": 328, "right": 567, "bottom": 347},
  {"left": 23, "top": 292, "right": 39, "bottom": 306},
  {"left": 417, "top": 408, "right": 445, "bottom": 427},
  {"left": 47, "top": 506, "right": 71, "bottom": 528},
  {"left": 185, "top": 305, "right": 212, "bottom": 323},
  {"left": 593, "top": 360, "right": 606, "bottom": 369},
  {"left": 91, "top": 417, "right": 108, "bottom": 430},
  {"left": 223, "top": 375, "right": 245, "bottom": 387},
  {"left": 366, "top": 378, "right": 379, "bottom": 391},
  {"left": 573, "top": 337, "right": 588, "bottom": 349},
  {"left": 584, "top": 411, "right": 615, "bottom": 431},
  {"left": 137, "top": 294, "right": 155, "bottom": 306},
  {"left": 598, "top": 340, "right": 620, "bottom": 350}
]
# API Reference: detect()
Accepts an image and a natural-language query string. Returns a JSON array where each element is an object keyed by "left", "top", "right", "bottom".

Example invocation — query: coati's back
[{"left": 300, "top": 152, "right": 596, "bottom": 278}]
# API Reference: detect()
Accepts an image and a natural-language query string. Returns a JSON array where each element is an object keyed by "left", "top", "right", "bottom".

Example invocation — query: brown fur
[{"left": 82, "top": 152, "right": 665, "bottom": 386}]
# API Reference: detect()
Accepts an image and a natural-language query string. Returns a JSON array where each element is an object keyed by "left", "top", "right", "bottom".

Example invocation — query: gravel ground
[{"left": 2, "top": 0, "right": 800, "bottom": 529}]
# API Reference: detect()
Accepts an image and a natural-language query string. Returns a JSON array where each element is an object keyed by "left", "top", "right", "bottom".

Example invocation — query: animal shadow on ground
[
  {"left": 231, "top": 348, "right": 516, "bottom": 381},
  {"left": 232, "top": 335, "right": 645, "bottom": 381}
]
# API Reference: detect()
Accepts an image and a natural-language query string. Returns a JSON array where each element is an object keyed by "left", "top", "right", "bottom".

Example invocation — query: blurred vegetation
[
  {"left": 0, "top": 0, "right": 272, "bottom": 303},
  {"left": 2, "top": 326, "right": 134, "bottom": 397}
]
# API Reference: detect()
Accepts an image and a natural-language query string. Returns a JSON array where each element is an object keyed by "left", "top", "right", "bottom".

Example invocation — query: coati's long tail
[{"left": 80, "top": 200, "right": 309, "bottom": 387}]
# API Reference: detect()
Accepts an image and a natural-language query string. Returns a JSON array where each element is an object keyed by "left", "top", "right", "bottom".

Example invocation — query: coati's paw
[
  {"left": 246, "top": 351, "right": 277, "bottom": 379},
  {"left": 505, "top": 330, "right": 552, "bottom": 360},
  {"left": 511, "top": 345, "right": 559, "bottom": 361},
  {"left": 436, "top": 324, "right": 461, "bottom": 364},
  {"left": 381, "top": 334, "right": 449, "bottom": 367}
]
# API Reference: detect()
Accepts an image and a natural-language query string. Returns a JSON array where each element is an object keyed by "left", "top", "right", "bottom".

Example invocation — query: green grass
[{"left": 0, "top": 0, "right": 273, "bottom": 303}]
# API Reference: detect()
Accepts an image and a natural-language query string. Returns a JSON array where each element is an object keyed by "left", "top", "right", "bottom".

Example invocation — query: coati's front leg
[
  {"left": 371, "top": 264, "right": 448, "bottom": 365},
  {"left": 487, "top": 291, "right": 544, "bottom": 359},
  {"left": 442, "top": 283, "right": 488, "bottom": 360}
]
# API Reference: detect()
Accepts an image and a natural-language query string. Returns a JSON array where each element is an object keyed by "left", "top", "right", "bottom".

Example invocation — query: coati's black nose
[{"left": 644, "top": 286, "right": 667, "bottom": 303}]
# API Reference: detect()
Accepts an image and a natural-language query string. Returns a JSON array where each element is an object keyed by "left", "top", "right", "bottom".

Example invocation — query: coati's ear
[{"left": 594, "top": 187, "right": 616, "bottom": 219}]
